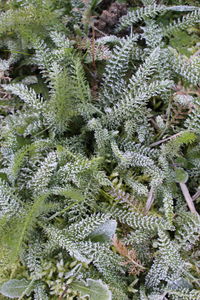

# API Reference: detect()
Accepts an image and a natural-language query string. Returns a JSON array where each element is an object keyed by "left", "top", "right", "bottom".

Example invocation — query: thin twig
[
  {"left": 159, "top": 292, "right": 168, "bottom": 300},
  {"left": 191, "top": 49, "right": 200, "bottom": 58},
  {"left": 92, "top": 25, "right": 107, "bottom": 37},
  {"left": 145, "top": 187, "right": 155, "bottom": 213},
  {"left": 192, "top": 189, "right": 200, "bottom": 201},
  {"left": 91, "top": 26, "right": 96, "bottom": 70},
  {"left": 179, "top": 183, "right": 199, "bottom": 215},
  {"left": 149, "top": 132, "right": 181, "bottom": 147},
  {"left": 149, "top": 118, "right": 160, "bottom": 130}
]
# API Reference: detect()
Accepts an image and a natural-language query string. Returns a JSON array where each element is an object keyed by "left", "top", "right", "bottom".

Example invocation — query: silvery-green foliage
[
  {"left": 117, "top": 4, "right": 167, "bottom": 31},
  {"left": 103, "top": 78, "right": 173, "bottom": 129},
  {"left": 0, "top": 1, "right": 200, "bottom": 299},
  {"left": 174, "top": 94, "right": 194, "bottom": 107},
  {"left": 185, "top": 98, "right": 200, "bottom": 133},
  {"left": 175, "top": 212, "right": 200, "bottom": 250},
  {"left": 0, "top": 39, "right": 21, "bottom": 72},
  {"left": 50, "top": 31, "right": 71, "bottom": 49},
  {"left": 160, "top": 186, "right": 174, "bottom": 226},
  {"left": 141, "top": 0, "right": 156, "bottom": 5},
  {"left": 111, "top": 207, "right": 170, "bottom": 232},
  {"left": 27, "top": 151, "right": 57, "bottom": 194},
  {"left": 125, "top": 176, "right": 148, "bottom": 197},
  {"left": 33, "top": 285, "right": 48, "bottom": 300},
  {"left": 163, "top": 9, "right": 200, "bottom": 36},
  {"left": 96, "top": 35, "right": 122, "bottom": 45},
  {"left": 0, "top": 179, "right": 21, "bottom": 218},
  {"left": 118, "top": 3, "right": 200, "bottom": 33},
  {"left": 31, "top": 38, "right": 54, "bottom": 73},
  {"left": 140, "top": 286, "right": 149, "bottom": 300},
  {"left": 65, "top": 214, "right": 112, "bottom": 241},
  {"left": 44, "top": 215, "right": 122, "bottom": 281},
  {"left": 169, "top": 48, "right": 200, "bottom": 85},
  {"left": 123, "top": 229, "right": 152, "bottom": 263},
  {"left": 127, "top": 47, "right": 161, "bottom": 93},
  {"left": 168, "top": 288, "right": 200, "bottom": 299},
  {"left": 1, "top": 84, "right": 44, "bottom": 110},
  {"left": 24, "top": 240, "right": 43, "bottom": 279},
  {"left": 101, "top": 35, "right": 139, "bottom": 106},
  {"left": 141, "top": 21, "right": 164, "bottom": 49},
  {"left": 20, "top": 76, "right": 38, "bottom": 85},
  {"left": 145, "top": 230, "right": 185, "bottom": 289}
]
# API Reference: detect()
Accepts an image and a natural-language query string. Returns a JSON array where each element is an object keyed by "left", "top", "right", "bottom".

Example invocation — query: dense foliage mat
[{"left": 0, "top": 0, "right": 200, "bottom": 299}]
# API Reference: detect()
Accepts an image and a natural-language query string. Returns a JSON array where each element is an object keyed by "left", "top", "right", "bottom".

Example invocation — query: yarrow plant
[{"left": 0, "top": 0, "right": 200, "bottom": 299}]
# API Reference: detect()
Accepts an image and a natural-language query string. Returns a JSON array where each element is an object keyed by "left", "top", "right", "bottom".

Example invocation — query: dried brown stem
[
  {"left": 192, "top": 189, "right": 200, "bottom": 201},
  {"left": 191, "top": 49, "right": 200, "bottom": 58},
  {"left": 149, "top": 132, "right": 181, "bottom": 147},
  {"left": 159, "top": 292, "right": 168, "bottom": 300},
  {"left": 145, "top": 187, "right": 155, "bottom": 213},
  {"left": 179, "top": 183, "right": 198, "bottom": 215},
  {"left": 113, "top": 236, "right": 146, "bottom": 274}
]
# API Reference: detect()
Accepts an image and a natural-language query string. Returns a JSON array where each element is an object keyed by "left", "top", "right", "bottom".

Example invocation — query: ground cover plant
[{"left": 0, "top": 0, "right": 200, "bottom": 299}]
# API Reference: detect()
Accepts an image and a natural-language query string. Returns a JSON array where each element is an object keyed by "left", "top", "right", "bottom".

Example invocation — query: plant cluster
[{"left": 0, "top": 0, "right": 200, "bottom": 299}]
